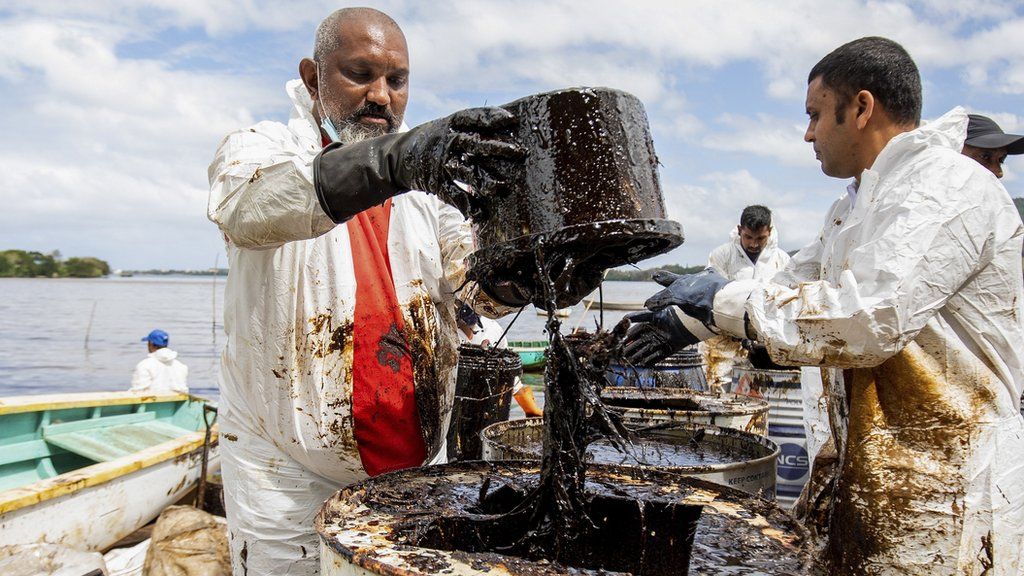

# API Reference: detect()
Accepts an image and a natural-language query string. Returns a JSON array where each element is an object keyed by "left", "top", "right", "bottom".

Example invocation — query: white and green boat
[
  {"left": 508, "top": 340, "right": 547, "bottom": 371},
  {"left": 0, "top": 392, "right": 218, "bottom": 552}
]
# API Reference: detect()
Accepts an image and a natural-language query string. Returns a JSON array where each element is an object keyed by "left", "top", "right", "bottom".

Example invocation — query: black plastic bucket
[
  {"left": 446, "top": 344, "right": 522, "bottom": 461},
  {"left": 466, "top": 87, "right": 683, "bottom": 308}
]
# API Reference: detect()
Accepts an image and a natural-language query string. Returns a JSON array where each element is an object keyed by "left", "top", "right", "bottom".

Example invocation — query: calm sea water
[{"left": 0, "top": 277, "right": 660, "bottom": 404}]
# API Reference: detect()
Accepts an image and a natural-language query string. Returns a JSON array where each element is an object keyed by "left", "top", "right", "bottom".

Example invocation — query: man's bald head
[
  {"left": 313, "top": 7, "right": 405, "bottom": 63},
  {"left": 300, "top": 7, "right": 409, "bottom": 142}
]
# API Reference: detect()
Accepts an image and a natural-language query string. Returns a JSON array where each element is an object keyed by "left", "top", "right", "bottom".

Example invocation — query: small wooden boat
[
  {"left": 0, "top": 392, "right": 218, "bottom": 552},
  {"left": 508, "top": 340, "right": 547, "bottom": 371},
  {"left": 581, "top": 297, "right": 645, "bottom": 311}
]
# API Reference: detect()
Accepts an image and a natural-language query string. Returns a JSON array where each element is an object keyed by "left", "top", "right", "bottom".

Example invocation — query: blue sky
[{"left": 0, "top": 1, "right": 1021, "bottom": 270}]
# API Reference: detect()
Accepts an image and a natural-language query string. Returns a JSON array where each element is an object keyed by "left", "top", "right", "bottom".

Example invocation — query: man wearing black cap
[{"left": 962, "top": 114, "right": 1024, "bottom": 179}]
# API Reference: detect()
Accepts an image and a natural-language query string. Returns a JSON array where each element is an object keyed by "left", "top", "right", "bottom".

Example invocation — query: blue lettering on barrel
[{"left": 777, "top": 442, "right": 809, "bottom": 481}]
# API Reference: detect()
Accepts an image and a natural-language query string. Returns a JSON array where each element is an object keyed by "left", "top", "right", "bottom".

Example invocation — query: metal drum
[
  {"left": 606, "top": 347, "right": 707, "bottom": 390},
  {"left": 600, "top": 386, "right": 770, "bottom": 436},
  {"left": 316, "top": 461, "right": 812, "bottom": 576},
  {"left": 481, "top": 418, "right": 777, "bottom": 497},
  {"left": 445, "top": 345, "right": 521, "bottom": 462},
  {"left": 730, "top": 368, "right": 809, "bottom": 508},
  {"left": 466, "top": 88, "right": 683, "bottom": 309}
]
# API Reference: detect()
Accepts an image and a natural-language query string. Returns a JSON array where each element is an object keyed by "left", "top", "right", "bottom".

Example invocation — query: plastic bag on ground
[
  {"left": 103, "top": 539, "right": 149, "bottom": 576},
  {"left": 143, "top": 506, "right": 230, "bottom": 576}
]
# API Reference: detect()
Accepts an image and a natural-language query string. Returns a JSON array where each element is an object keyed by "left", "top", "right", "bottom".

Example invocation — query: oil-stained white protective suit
[
  {"left": 711, "top": 108, "right": 1024, "bottom": 575},
  {"left": 208, "top": 80, "right": 487, "bottom": 576},
  {"left": 702, "top": 228, "right": 790, "bottom": 391}
]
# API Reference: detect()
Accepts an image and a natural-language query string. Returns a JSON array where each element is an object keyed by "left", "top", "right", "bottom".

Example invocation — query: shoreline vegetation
[{"left": 1, "top": 250, "right": 110, "bottom": 278}]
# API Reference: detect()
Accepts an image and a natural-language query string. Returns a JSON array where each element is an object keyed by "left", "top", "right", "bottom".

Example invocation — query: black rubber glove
[
  {"left": 622, "top": 308, "right": 701, "bottom": 366},
  {"left": 643, "top": 268, "right": 730, "bottom": 327},
  {"left": 313, "top": 107, "right": 525, "bottom": 222}
]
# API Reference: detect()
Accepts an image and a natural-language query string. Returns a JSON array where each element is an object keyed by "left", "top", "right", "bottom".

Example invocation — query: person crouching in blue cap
[{"left": 130, "top": 329, "right": 189, "bottom": 394}]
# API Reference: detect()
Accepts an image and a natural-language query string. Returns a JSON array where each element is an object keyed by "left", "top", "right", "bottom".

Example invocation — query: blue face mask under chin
[
  {"left": 317, "top": 64, "right": 343, "bottom": 144},
  {"left": 321, "top": 115, "right": 342, "bottom": 144}
]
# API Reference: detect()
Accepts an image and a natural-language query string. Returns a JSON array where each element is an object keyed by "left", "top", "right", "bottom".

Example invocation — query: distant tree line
[
  {"left": 605, "top": 263, "right": 705, "bottom": 282},
  {"left": 121, "top": 268, "right": 229, "bottom": 276},
  {"left": 0, "top": 250, "right": 111, "bottom": 278}
]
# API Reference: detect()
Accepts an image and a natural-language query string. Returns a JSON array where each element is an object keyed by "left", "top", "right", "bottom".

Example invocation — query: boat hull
[
  {"left": 0, "top": 392, "right": 219, "bottom": 551},
  {"left": 509, "top": 341, "right": 548, "bottom": 371},
  {"left": 0, "top": 437, "right": 216, "bottom": 551}
]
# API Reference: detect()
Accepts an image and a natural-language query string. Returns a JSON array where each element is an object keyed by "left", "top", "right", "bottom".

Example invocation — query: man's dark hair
[
  {"left": 740, "top": 205, "right": 772, "bottom": 230},
  {"left": 808, "top": 36, "right": 921, "bottom": 127}
]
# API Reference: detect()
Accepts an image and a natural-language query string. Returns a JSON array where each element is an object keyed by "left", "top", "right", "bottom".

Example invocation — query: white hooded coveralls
[
  {"left": 712, "top": 108, "right": 1024, "bottom": 575},
  {"left": 705, "top": 229, "right": 828, "bottom": 465},
  {"left": 702, "top": 227, "right": 790, "bottom": 391},
  {"left": 207, "top": 80, "right": 486, "bottom": 576},
  {"left": 129, "top": 348, "right": 188, "bottom": 395}
]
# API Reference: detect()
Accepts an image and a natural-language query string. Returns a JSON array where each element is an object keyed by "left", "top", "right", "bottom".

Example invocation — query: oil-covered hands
[
  {"left": 623, "top": 308, "right": 704, "bottom": 366},
  {"left": 622, "top": 268, "right": 728, "bottom": 366},
  {"left": 643, "top": 268, "right": 730, "bottom": 327},
  {"left": 313, "top": 107, "right": 525, "bottom": 223}
]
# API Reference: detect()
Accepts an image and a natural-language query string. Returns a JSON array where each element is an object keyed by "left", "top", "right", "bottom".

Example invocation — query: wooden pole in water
[
  {"left": 84, "top": 300, "right": 97, "bottom": 350},
  {"left": 212, "top": 253, "right": 219, "bottom": 341},
  {"left": 572, "top": 270, "right": 609, "bottom": 333}
]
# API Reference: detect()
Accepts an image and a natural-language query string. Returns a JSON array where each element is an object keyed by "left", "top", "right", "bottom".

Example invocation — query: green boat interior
[{"left": 0, "top": 398, "right": 208, "bottom": 492}]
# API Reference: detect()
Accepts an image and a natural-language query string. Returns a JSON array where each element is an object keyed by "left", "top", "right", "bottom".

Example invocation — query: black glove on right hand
[
  {"left": 643, "top": 268, "right": 730, "bottom": 328},
  {"left": 313, "top": 107, "right": 525, "bottom": 223},
  {"left": 622, "top": 308, "right": 701, "bottom": 366}
]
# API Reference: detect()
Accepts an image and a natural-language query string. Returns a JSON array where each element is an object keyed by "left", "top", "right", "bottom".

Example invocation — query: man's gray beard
[{"left": 335, "top": 117, "right": 401, "bottom": 145}]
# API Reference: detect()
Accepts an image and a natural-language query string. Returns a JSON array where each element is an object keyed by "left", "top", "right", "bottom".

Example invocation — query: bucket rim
[
  {"left": 480, "top": 418, "right": 779, "bottom": 473},
  {"left": 601, "top": 386, "right": 770, "bottom": 416}
]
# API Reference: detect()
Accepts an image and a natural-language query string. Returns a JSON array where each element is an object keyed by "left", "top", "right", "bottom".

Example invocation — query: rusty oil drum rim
[
  {"left": 600, "top": 386, "right": 771, "bottom": 417},
  {"left": 457, "top": 345, "right": 522, "bottom": 371},
  {"left": 480, "top": 418, "right": 779, "bottom": 475}
]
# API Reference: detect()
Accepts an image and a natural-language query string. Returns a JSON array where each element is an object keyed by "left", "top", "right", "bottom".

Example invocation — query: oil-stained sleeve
[
  {"left": 714, "top": 171, "right": 1006, "bottom": 369},
  {"left": 207, "top": 122, "right": 336, "bottom": 249},
  {"left": 434, "top": 200, "right": 515, "bottom": 319}
]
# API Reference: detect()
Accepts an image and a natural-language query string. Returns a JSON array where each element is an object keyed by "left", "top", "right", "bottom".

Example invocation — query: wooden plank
[
  {"left": 42, "top": 412, "right": 155, "bottom": 437},
  {"left": 0, "top": 439, "right": 67, "bottom": 467}
]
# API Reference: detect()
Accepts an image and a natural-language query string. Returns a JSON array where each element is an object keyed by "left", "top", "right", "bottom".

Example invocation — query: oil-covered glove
[
  {"left": 643, "top": 268, "right": 730, "bottom": 328},
  {"left": 313, "top": 107, "right": 525, "bottom": 222},
  {"left": 623, "top": 308, "right": 715, "bottom": 366}
]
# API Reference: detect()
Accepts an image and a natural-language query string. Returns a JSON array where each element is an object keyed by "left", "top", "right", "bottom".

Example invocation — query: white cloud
[
  {"left": 661, "top": 170, "right": 831, "bottom": 265},
  {"left": 0, "top": 16, "right": 282, "bottom": 268},
  {"left": 703, "top": 113, "right": 817, "bottom": 167}
]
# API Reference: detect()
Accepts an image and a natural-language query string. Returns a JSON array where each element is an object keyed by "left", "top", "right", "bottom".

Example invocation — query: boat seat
[
  {"left": 0, "top": 439, "right": 68, "bottom": 467},
  {"left": 43, "top": 418, "right": 193, "bottom": 463}
]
